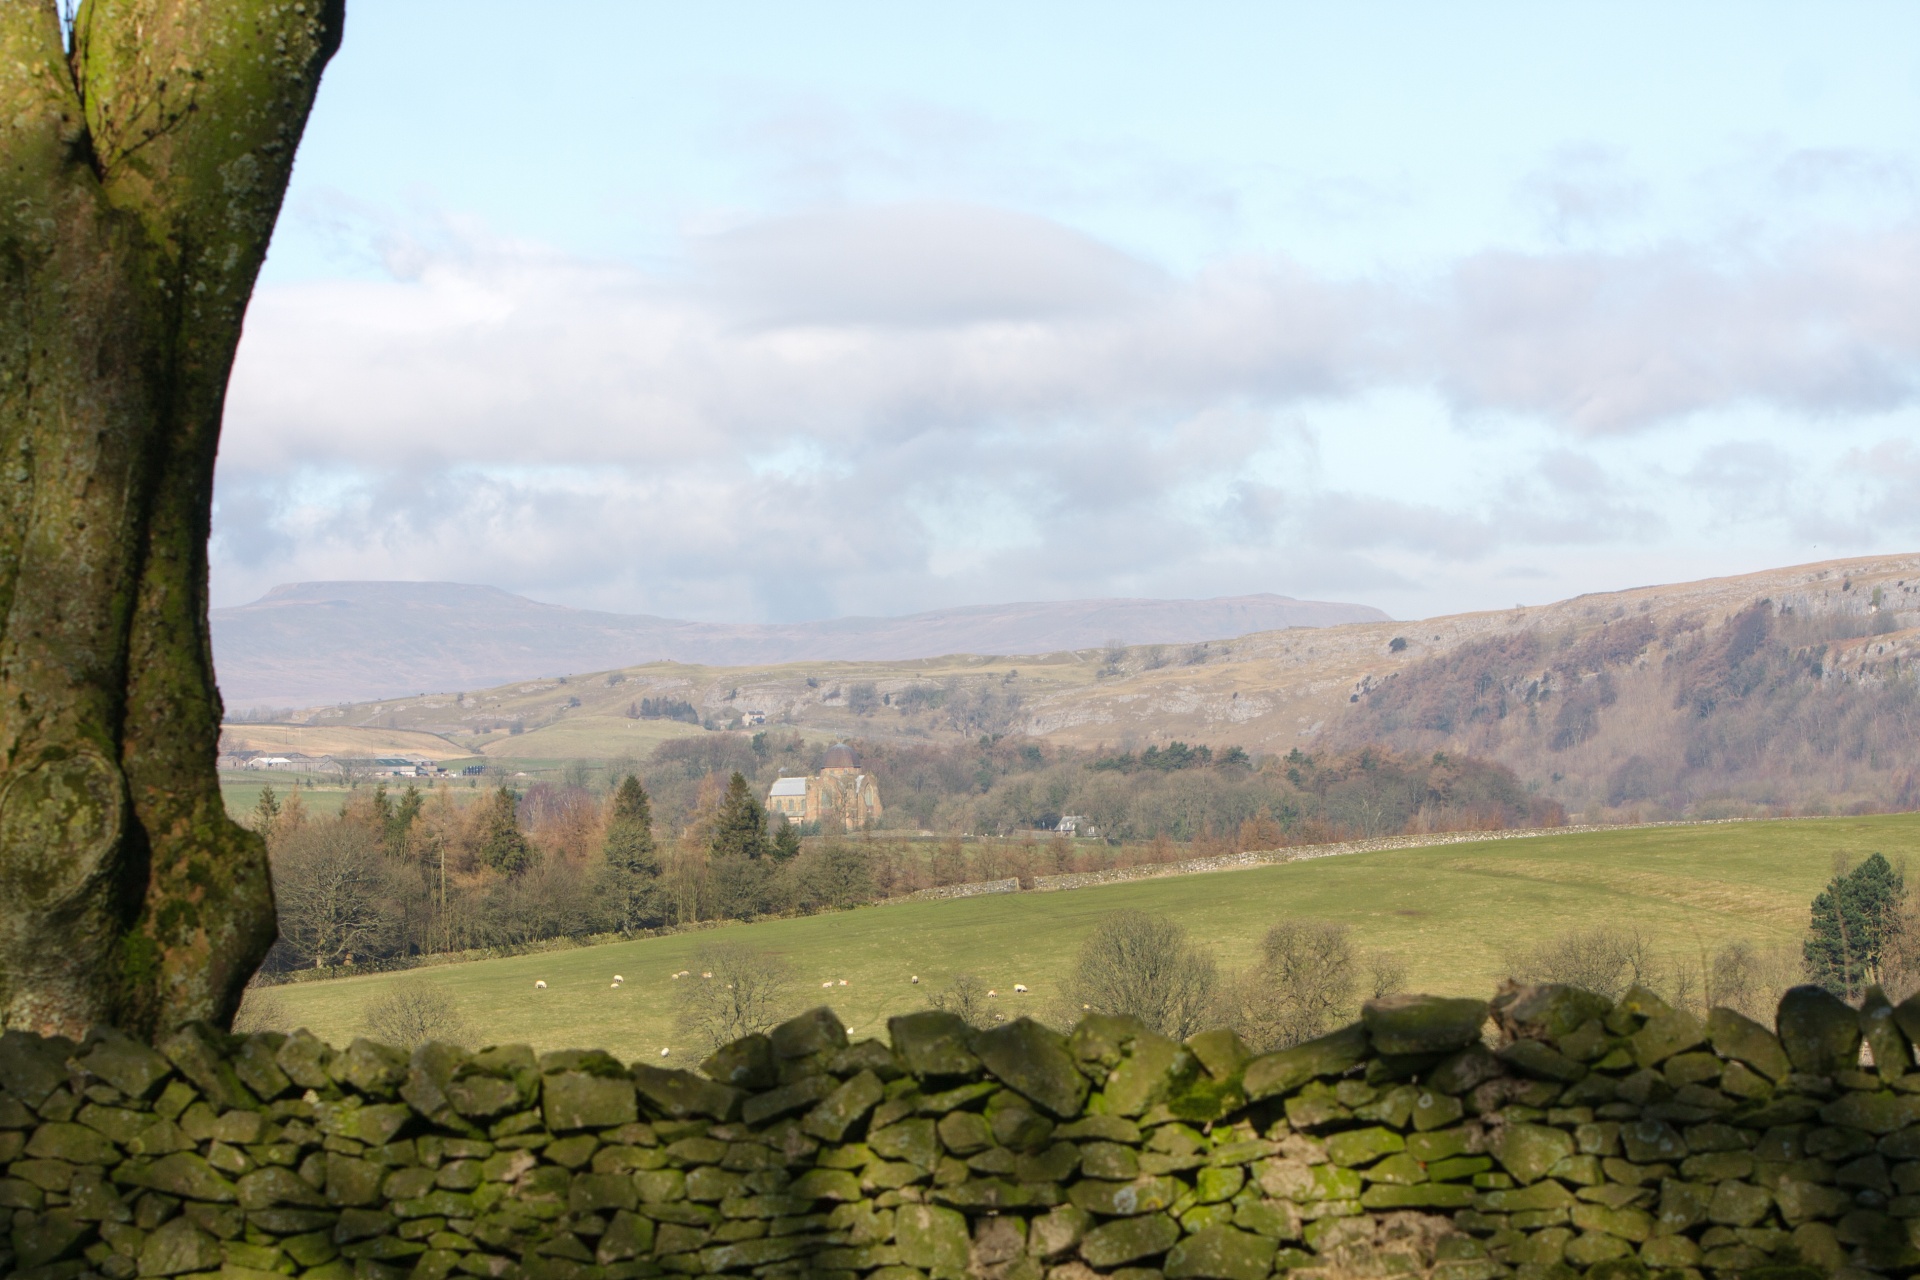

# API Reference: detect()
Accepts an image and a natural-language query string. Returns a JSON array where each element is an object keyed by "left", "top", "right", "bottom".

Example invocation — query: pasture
[{"left": 261, "top": 812, "right": 1920, "bottom": 1064}]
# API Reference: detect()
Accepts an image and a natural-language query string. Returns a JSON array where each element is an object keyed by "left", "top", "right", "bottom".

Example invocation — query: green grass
[
  {"left": 219, "top": 775, "right": 351, "bottom": 818},
  {"left": 262, "top": 812, "right": 1920, "bottom": 1065}
]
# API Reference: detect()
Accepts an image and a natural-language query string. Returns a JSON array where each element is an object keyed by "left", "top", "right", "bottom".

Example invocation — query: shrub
[
  {"left": 1222, "top": 919, "right": 1365, "bottom": 1052},
  {"left": 931, "top": 974, "right": 997, "bottom": 1027},
  {"left": 363, "top": 982, "right": 470, "bottom": 1049},
  {"left": 1505, "top": 928, "right": 1660, "bottom": 1000},
  {"left": 674, "top": 943, "right": 796, "bottom": 1053},
  {"left": 1060, "top": 910, "right": 1218, "bottom": 1040}
]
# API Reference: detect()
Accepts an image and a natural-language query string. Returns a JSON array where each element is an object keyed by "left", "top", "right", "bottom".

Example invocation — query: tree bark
[{"left": 0, "top": 0, "right": 342, "bottom": 1039}]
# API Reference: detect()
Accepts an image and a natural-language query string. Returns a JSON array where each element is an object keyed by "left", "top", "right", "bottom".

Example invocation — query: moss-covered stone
[
  {"left": 1164, "top": 1224, "right": 1276, "bottom": 1280},
  {"left": 970, "top": 1019, "right": 1086, "bottom": 1119},
  {"left": 888, "top": 1012, "right": 980, "bottom": 1080},
  {"left": 803, "top": 1069, "right": 885, "bottom": 1143},
  {"left": 1427, "top": 1044, "right": 1503, "bottom": 1095},
  {"left": 1243, "top": 1023, "right": 1367, "bottom": 1101},
  {"left": 1325, "top": 1127, "right": 1405, "bottom": 1167},
  {"left": 1491, "top": 984, "right": 1613, "bottom": 1042},
  {"left": 770, "top": 1007, "right": 849, "bottom": 1059},
  {"left": 1081, "top": 1211, "right": 1180, "bottom": 1268},
  {"left": 1358, "top": 1183, "right": 1475, "bottom": 1209},
  {"left": 894, "top": 1202, "right": 969, "bottom": 1272},
  {"left": 1364, "top": 995, "right": 1488, "bottom": 1056},
  {"left": 541, "top": 1070, "right": 637, "bottom": 1133},
  {"left": 1069, "top": 1175, "right": 1184, "bottom": 1216},
  {"left": 1497, "top": 1039, "right": 1586, "bottom": 1082},
  {"left": 139, "top": 1214, "right": 224, "bottom": 1275},
  {"left": 1488, "top": 1123, "right": 1574, "bottom": 1185},
  {"left": 1777, "top": 984, "right": 1862, "bottom": 1075}
]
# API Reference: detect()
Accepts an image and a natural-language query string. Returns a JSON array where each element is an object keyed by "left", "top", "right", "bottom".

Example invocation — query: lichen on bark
[{"left": 0, "top": 0, "right": 343, "bottom": 1039}]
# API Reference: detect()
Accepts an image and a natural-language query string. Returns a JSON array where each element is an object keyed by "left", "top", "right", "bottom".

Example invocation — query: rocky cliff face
[{"left": 0, "top": 979, "right": 1906, "bottom": 1279}]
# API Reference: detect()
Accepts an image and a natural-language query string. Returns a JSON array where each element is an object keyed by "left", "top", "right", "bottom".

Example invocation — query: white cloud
[{"left": 215, "top": 200, "right": 1920, "bottom": 621}]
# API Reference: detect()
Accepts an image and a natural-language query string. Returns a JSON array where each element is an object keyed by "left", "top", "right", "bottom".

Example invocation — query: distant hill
[
  {"left": 211, "top": 581, "right": 1389, "bottom": 707},
  {"left": 268, "top": 553, "right": 1920, "bottom": 822}
]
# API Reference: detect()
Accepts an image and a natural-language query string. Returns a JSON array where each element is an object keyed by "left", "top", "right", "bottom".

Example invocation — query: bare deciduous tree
[
  {"left": 1060, "top": 910, "right": 1218, "bottom": 1040},
  {"left": 674, "top": 943, "right": 796, "bottom": 1053},
  {"left": 272, "top": 823, "right": 403, "bottom": 968}
]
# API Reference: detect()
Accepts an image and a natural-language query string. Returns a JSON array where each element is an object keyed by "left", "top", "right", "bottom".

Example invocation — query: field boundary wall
[{"left": 1, "top": 978, "right": 1913, "bottom": 1279}]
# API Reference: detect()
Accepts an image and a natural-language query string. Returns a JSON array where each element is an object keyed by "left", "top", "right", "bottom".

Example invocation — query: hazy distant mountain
[{"left": 212, "top": 581, "right": 1390, "bottom": 707}]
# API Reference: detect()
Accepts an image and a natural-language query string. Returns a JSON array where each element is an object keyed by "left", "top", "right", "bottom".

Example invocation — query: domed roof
[{"left": 823, "top": 743, "right": 858, "bottom": 769}]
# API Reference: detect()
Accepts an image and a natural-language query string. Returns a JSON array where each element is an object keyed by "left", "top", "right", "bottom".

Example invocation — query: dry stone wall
[{"left": 0, "top": 980, "right": 1914, "bottom": 1280}]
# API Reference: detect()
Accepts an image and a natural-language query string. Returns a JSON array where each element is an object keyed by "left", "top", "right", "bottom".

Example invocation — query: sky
[{"left": 213, "top": 2, "right": 1920, "bottom": 624}]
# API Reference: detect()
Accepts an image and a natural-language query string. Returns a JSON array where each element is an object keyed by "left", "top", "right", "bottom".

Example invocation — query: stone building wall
[{"left": 0, "top": 979, "right": 1908, "bottom": 1280}]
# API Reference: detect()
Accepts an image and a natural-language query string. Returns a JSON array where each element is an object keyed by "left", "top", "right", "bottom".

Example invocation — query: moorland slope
[
  {"left": 212, "top": 581, "right": 1387, "bottom": 706},
  {"left": 264, "top": 553, "right": 1920, "bottom": 821}
]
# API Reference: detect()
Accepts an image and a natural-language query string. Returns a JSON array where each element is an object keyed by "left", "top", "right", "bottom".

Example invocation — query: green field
[
  {"left": 261, "top": 813, "right": 1920, "bottom": 1064},
  {"left": 219, "top": 775, "right": 353, "bottom": 818}
]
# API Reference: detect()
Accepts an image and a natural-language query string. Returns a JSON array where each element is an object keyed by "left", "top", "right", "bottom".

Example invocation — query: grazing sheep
[
  {"left": 659, "top": 1048, "right": 670, "bottom": 1057},
  {"left": 1013, "top": 984, "right": 1028, "bottom": 993},
  {"left": 838, "top": 979, "right": 847, "bottom": 986},
  {"left": 910, "top": 975, "right": 919, "bottom": 984},
  {"left": 534, "top": 980, "right": 547, "bottom": 990},
  {"left": 610, "top": 982, "right": 621, "bottom": 988},
  {"left": 702, "top": 971, "right": 712, "bottom": 978},
  {"left": 613, "top": 975, "right": 625, "bottom": 982},
  {"left": 987, "top": 990, "right": 997, "bottom": 997},
  {"left": 821, "top": 981, "right": 834, "bottom": 989}
]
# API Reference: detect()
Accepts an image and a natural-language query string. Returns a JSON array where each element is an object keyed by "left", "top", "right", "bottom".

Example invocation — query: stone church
[{"left": 765, "top": 742, "right": 884, "bottom": 830}]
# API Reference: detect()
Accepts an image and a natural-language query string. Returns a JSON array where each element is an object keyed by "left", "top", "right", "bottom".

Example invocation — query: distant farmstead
[
  {"left": 765, "top": 743, "right": 883, "bottom": 830},
  {"left": 217, "top": 750, "right": 344, "bottom": 777}
]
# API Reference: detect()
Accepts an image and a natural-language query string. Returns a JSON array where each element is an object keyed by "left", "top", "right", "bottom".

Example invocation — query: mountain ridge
[{"left": 212, "top": 581, "right": 1390, "bottom": 706}]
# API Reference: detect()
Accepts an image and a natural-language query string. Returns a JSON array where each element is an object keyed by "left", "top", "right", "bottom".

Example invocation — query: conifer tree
[
  {"left": 480, "top": 786, "right": 535, "bottom": 876},
  {"left": 771, "top": 819, "right": 802, "bottom": 862},
  {"left": 388, "top": 784, "right": 423, "bottom": 859},
  {"left": 252, "top": 786, "right": 281, "bottom": 843},
  {"left": 711, "top": 772, "right": 769, "bottom": 861},
  {"left": 1805, "top": 852, "right": 1905, "bottom": 1000},
  {"left": 602, "top": 775, "right": 662, "bottom": 930}
]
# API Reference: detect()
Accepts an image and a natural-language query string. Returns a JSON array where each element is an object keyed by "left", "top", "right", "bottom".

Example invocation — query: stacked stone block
[{"left": 0, "top": 979, "right": 1913, "bottom": 1279}]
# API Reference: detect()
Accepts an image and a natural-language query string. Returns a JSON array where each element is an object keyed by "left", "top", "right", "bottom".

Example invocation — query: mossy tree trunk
[{"left": 0, "top": 0, "right": 342, "bottom": 1038}]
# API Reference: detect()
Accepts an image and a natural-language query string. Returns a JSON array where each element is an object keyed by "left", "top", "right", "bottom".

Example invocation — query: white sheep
[
  {"left": 702, "top": 971, "right": 712, "bottom": 978},
  {"left": 1013, "top": 984, "right": 1028, "bottom": 993},
  {"left": 822, "top": 981, "right": 834, "bottom": 989},
  {"left": 534, "top": 980, "right": 547, "bottom": 990},
  {"left": 659, "top": 1047, "right": 670, "bottom": 1057},
  {"left": 987, "top": 990, "right": 998, "bottom": 997},
  {"left": 610, "top": 982, "right": 621, "bottom": 988},
  {"left": 838, "top": 979, "right": 848, "bottom": 986},
  {"left": 910, "top": 975, "right": 920, "bottom": 984},
  {"left": 613, "top": 975, "right": 625, "bottom": 982}
]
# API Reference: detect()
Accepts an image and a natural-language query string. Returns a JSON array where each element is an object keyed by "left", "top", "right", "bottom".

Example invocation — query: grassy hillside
[
  {"left": 221, "top": 723, "right": 470, "bottom": 759},
  {"left": 259, "top": 811, "right": 1916, "bottom": 1063}
]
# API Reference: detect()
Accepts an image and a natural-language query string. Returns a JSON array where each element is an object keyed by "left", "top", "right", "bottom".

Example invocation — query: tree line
[{"left": 253, "top": 733, "right": 1563, "bottom": 975}]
